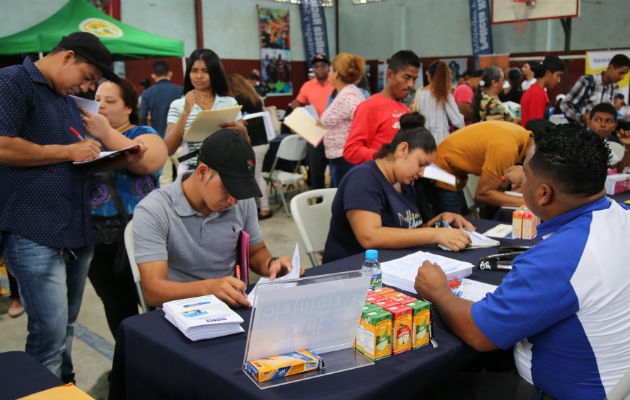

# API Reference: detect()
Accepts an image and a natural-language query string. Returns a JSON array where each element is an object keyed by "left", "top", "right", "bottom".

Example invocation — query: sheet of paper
[
  {"left": 243, "top": 111, "right": 276, "bottom": 141},
  {"left": 505, "top": 191, "right": 523, "bottom": 197},
  {"left": 247, "top": 243, "right": 300, "bottom": 304},
  {"left": 72, "top": 144, "right": 140, "bottom": 165},
  {"left": 303, "top": 104, "right": 319, "bottom": 120},
  {"left": 283, "top": 108, "right": 327, "bottom": 146},
  {"left": 422, "top": 163, "right": 456, "bottom": 186},
  {"left": 483, "top": 224, "right": 513, "bottom": 238},
  {"left": 439, "top": 228, "right": 499, "bottom": 251},
  {"left": 456, "top": 279, "right": 497, "bottom": 302},
  {"left": 381, "top": 250, "right": 473, "bottom": 293},
  {"left": 183, "top": 106, "right": 242, "bottom": 142},
  {"left": 69, "top": 95, "right": 99, "bottom": 114}
]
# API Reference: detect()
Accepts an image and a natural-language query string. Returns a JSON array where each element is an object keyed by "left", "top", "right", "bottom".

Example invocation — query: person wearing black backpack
[{"left": 560, "top": 53, "right": 630, "bottom": 125}]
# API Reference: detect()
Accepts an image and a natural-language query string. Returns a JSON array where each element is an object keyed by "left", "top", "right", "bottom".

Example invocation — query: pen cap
[{"left": 365, "top": 249, "right": 378, "bottom": 260}]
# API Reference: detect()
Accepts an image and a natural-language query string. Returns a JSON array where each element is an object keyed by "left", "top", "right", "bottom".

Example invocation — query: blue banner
[
  {"left": 300, "top": 0, "right": 329, "bottom": 70},
  {"left": 469, "top": 0, "right": 493, "bottom": 69}
]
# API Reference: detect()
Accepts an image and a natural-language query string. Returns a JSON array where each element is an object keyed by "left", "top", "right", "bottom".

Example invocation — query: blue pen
[{"left": 441, "top": 220, "right": 452, "bottom": 229}]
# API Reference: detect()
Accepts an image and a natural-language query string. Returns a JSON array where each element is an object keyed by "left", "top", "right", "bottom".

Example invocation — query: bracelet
[{"left": 267, "top": 256, "right": 279, "bottom": 271}]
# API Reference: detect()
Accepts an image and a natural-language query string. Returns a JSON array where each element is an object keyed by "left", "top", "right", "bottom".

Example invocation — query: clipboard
[
  {"left": 72, "top": 144, "right": 141, "bottom": 166},
  {"left": 183, "top": 106, "right": 242, "bottom": 142},
  {"left": 237, "top": 230, "right": 250, "bottom": 285}
]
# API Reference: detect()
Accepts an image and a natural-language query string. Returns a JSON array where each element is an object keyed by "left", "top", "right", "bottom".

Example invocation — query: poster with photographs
[
  {"left": 440, "top": 58, "right": 468, "bottom": 87},
  {"left": 258, "top": 7, "right": 292, "bottom": 95}
]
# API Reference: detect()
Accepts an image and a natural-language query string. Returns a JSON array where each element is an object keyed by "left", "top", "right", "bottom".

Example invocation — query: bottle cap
[{"left": 365, "top": 249, "right": 378, "bottom": 260}]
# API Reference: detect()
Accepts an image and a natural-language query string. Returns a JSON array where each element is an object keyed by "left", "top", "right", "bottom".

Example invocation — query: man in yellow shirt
[{"left": 433, "top": 120, "right": 551, "bottom": 213}]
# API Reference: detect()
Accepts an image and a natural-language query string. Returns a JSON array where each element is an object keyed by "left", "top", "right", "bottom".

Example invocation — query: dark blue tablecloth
[
  {"left": 0, "top": 351, "right": 63, "bottom": 400},
  {"left": 108, "top": 219, "right": 530, "bottom": 400}
]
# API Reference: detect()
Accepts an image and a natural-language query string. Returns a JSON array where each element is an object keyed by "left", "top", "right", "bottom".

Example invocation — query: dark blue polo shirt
[
  {"left": 0, "top": 57, "right": 93, "bottom": 249},
  {"left": 138, "top": 79, "right": 183, "bottom": 138}
]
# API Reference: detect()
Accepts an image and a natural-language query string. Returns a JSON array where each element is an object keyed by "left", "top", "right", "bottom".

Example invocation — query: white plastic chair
[
  {"left": 290, "top": 188, "right": 337, "bottom": 267},
  {"left": 124, "top": 221, "right": 150, "bottom": 313},
  {"left": 262, "top": 135, "right": 308, "bottom": 216}
]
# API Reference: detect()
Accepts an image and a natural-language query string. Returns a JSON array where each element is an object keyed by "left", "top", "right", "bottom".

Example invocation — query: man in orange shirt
[
  {"left": 290, "top": 54, "right": 334, "bottom": 188},
  {"left": 432, "top": 120, "right": 551, "bottom": 214}
]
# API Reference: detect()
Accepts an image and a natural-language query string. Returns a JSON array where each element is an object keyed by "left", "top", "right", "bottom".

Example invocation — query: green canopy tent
[{"left": 0, "top": 0, "right": 184, "bottom": 59}]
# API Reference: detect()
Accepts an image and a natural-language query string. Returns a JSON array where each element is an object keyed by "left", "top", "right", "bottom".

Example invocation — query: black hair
[
  {"left": 531, "top": 55, "right": 564, "bottom": 78},
  {"left": 152, "top": 61, "right": 171, "bottom": 76},
  {"left": 388, "top": 50, "right": 420, "bottom": 74},
  {"left": 589, "top": 102, "right": 618, "bottom": 120},
  {"left": 374, "top": 112, "right": 435, "bottom": 159},
  {"left": 506, "top": 67, "right": 522, "bottom": 95},
  {"left": 528, "top": 123, "right": 610, "bottom": 196},
  {"left": 100, "top": 78, "right": 139, "bottom": 124},
  {"left": 183, "top": 48, "right": 228, "bottom": 96},
  {"left": 472, "top": 66, "right": 502, "bottom": 123},
  {"left": 609, "top": 54, "right": 630, "bottom": 69},
  {"left": 472, "top": 69, "right": 484, "bottom": 78}
]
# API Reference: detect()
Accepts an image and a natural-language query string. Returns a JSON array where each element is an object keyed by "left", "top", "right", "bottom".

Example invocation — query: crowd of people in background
[{"left": 1, "top": 30, "right": 629, "bottom": 399}]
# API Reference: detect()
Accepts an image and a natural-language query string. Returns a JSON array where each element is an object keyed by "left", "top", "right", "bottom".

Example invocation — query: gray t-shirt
[{"left": 133, "top": 178, "right": 263, "bottom": 282}]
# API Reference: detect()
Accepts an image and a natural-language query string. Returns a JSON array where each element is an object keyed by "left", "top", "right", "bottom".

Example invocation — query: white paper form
[
  {"left": 247, "top": 243, "right": 300, "bottom": 304},
  {"left": 381, "top": 250, "right": 473, "bottom": 294},
  {"left": 455, "top": 279, "right": 497, "bottom": 302},
  {"left": 422, "top": 163, "right": 456, "bottom": 186},
  {"left": 439, "top": 228, "right": 500, "bottom": 251},
  {"left": 243, "top": 111, "right": 277, "bottom": 141},
  {"left": 69, "top": 95, "right": 99, "bottom": 114}
]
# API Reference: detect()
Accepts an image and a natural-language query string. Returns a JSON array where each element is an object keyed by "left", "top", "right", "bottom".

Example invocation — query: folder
[
  {"left": 283, "top": 107, "right": 327, "bottom": 146},
  {"left": 238, "top": 230, "right": 250, "bottom": 285},
  {"left": 183, "top": 106, "right": 242, "bottom": 142}
]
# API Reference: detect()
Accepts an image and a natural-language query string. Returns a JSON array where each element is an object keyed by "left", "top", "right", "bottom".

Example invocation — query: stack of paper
[
  {"left": 163, "top": 295, "right": 244, "bottom": 341},
  {"left": 381, "top": 250, "right": 473, "bottom": 294},
  {"left": 438, "top": 229, "right": 500, "bottom": 251}
]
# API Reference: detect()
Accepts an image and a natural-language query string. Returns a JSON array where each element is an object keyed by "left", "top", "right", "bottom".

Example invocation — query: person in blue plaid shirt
[{"left": 560, "top": 54, "right": 630, "bottom": 124}]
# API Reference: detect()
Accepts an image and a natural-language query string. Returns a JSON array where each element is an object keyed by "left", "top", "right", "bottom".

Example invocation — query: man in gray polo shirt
[{"left": 133, "top": 129, "right": 293, "bottom": 307}]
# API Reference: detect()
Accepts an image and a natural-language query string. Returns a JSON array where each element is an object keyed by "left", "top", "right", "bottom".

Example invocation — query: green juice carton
[
  {"left": 406, "top": 300, "right": 431, "bottom": 349},
  {"left": 355, "top": 303, "right": 381, "bottom": 354},
  {"left": 360, "top": 309, "right": 393, "bottom": 361}
]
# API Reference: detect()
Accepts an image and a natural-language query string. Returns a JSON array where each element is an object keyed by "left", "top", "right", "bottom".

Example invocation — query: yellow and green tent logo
[{"left": 79, "top": 18, "right": 123, "bottom": 38}]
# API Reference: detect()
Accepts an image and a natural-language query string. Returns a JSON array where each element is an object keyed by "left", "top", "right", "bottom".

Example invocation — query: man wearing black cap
[
  {"left": 0, "top": 31, "right": 119, "bottom": 381},
  {"left": 132, "top": 129, "right": 294, "bottom": 308},
  {"left": 289, "top": 54, "right": 334, "bottom": 189}
]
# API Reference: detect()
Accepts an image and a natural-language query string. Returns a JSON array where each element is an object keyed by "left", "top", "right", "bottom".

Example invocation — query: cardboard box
[
  {"left": 605, "top": 174, "right": 630, "bottom": 195},
  {"left": 246, "top": 350, "right": 323, "bottom": 383}
]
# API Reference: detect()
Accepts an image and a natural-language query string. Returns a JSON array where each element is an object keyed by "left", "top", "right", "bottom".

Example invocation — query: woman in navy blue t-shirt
[{"left": 323, "top": 112, "right": 473, "bottom": 262}]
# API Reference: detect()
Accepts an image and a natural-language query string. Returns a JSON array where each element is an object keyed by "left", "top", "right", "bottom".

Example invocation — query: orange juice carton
[
  {"left": 355, "top": 303, "right": 381, "bottom": 353},
  {"left": 386, "top": 293, "right": 417, "bottom": 305},
  {"left": 521, "top": 209, "right": 537, "bottom": 239},
  {"left": 373, "top": 299, "right": 400, "bottom": 309},
  {"left": 406, "top": 300, "right": 431, "bottom": 349},
  {"left": 365, "top": 293, "right": 384, "bottom": 304},
  {"left": 246, "top": 350, "right": 323, "bottom": 383},
  {"left": 382, "top": 304, "right": 413, "bottom": 355},
  {"left": 360, "top": 309, "right": 393, "bottom": 361},
  {"left": 373, "top": 287, "right": 396, "bottom": 296},
  {"left": 512, "top": 208, "right": 524, "bottom": 239}
]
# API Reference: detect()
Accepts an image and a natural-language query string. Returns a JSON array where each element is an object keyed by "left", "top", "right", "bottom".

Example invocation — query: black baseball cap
[
  {"left": 58, "top": 32, "right": 120, "bottom": 83},
  {"left": 614, "top": 93, "right": 624, "bottom": 100},
  {"left": 311, "top": 54, "right": 330, "bottom": 65},
  {"left": 198, "top": 129, "right": 262, "bottom": 200}
]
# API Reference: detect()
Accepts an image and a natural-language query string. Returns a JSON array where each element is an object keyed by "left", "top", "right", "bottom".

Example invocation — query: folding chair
[
  {"left": 124, "top": 221, "right": 150, "bottom": 313},
  {"left": 263, "top": 135, "right": 308, "bottom": 216},
  {"left": 290, "top": 188, "right": 337, "bottom": 267}
]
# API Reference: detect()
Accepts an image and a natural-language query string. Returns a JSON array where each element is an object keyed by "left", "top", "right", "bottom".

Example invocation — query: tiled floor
[{"left": 0, "top": 198, "right": 310, "bottom": 399}]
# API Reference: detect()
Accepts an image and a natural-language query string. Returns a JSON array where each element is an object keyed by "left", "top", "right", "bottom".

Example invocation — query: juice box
[
  {"left": 360, "top": 309, "right": 393, "bottom": 361},
  {"left": 382, "top": 304, "right": 412, "bottom": 355},
  {"left": 365, "top": 293, "right": 384, "bottom": 304},
  {"left": 373, "top": 299, "right": 400, "bottom": 309},
  {"left": 246, "top": 350, "right": 323, "bottom": 382},
  {"left": 372, "top": 287, "right": 395, "bottom": 296},
  {"left": 406, "top": 300, "right": 431, "bottom": 349},
  {"left": 512, "top": 208, "right": 524, "bottom": 239},
  {"left": 355, "top": 303, "right": 380, "bottom": 354},
  {"left": 385, "top": 293, "right": 417, "bottom": 305},
  {"left": 521, "top": 209, "right": 537, "bottom": 239}
]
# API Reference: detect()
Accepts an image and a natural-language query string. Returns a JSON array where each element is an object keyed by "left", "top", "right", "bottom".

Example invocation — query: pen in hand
[{"left": 70, "top": 126, "right": 84, "bottom": 140}]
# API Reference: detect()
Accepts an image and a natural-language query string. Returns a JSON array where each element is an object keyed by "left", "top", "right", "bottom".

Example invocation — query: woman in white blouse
[
  {"left": 320, "top": 52, "right": 366, "bottom": 187},
  {"left": 412, "top": 61, "right": 464, "bottom": 144}
]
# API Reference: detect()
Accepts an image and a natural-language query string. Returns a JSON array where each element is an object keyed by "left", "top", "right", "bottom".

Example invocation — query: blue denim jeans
[
  {"left": 328, "top": 157, "right": 354, "bottom": 188},
  {"left": 2, "top": 233, "right": 93, "bottom": 379}
]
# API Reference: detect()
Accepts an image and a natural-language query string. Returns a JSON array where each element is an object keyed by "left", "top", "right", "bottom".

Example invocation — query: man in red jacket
[{"left": 343, "top": 50, "right": 420, "bottom": 165}]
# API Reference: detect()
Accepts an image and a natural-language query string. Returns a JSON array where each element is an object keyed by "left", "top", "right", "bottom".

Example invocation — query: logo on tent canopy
[{"left": 79, "top": 18, "right": 123, "bottom": 38}]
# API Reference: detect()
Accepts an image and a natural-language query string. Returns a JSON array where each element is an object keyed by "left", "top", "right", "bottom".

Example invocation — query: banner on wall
[
  {"left": 585, "top": 49, "right": 630, "bottom": 101},
  {"left": 300, "top": 0, "right": 329, "bottom": 70},
  {"left": 258, "top": 6, "right": 292, "bottom": 95},
  {"left": 469, "top": 0, "right": 493, "bottom": 69}
]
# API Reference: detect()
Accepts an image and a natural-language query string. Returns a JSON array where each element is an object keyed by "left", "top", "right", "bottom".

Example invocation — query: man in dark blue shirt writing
[{"left": 0, "top": 32, "right": 119, "bottom": 383}]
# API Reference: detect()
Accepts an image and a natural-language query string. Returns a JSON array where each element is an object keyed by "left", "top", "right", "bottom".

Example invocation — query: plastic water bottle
[{"left": 362, "top": 249, "right": 382, "bottom": 290}]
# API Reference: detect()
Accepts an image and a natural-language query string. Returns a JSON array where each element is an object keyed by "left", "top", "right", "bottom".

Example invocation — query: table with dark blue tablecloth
[
  {"left": 108, "top": 219, "right": 530, "bottom": 400},
  {"left": 0, "top": 351, "right": 63, "bottom": 400}
]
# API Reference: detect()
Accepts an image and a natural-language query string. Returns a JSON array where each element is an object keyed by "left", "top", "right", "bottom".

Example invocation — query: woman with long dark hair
[
  {"left": 412, "top": 61, "right": 464, "bottom": 144},
  {"left": 165, "top": 49, "right": 247, "bottom": 175},
  {"left": 81, "top": 78, "right": 167, "bottom": 337},
  {"left": 323, "top": 112, "right": 472, "bottom": 262},
  {"left": 499, "top": 67, "right": 524, "bottom": 104},
  {"left": 472, "top": 66, "right": 518, "bottom": 123}
]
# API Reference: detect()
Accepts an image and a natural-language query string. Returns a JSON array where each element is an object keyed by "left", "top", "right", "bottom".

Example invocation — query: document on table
[
  {"left": 283, "top": 107, "right": 327, "bottom": 146},
  {"left": 439, "top": 228, "right": 500, "bottom": 251},
  {"left": 183, "top": 106, "right": 242, "bottom": 142},
  {"left": 381, "top": 250, "right": 473, "bottom": 294},
  {"left": 247, "top": 243, "right": 300, "bottom": 304},
  {"left": 422, "top": 163, "right": 456, "bottom": 186},
  {"left": 456, "top": 279, "right": 497, "bottom": 302},
  {"left": 483, "top": 224, "right": 513, "bottom": 239}
]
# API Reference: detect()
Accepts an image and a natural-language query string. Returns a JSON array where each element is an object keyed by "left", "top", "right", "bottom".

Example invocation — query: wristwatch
[{"left": 267, "top": 256, "right": 279, "bottom": 270}]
